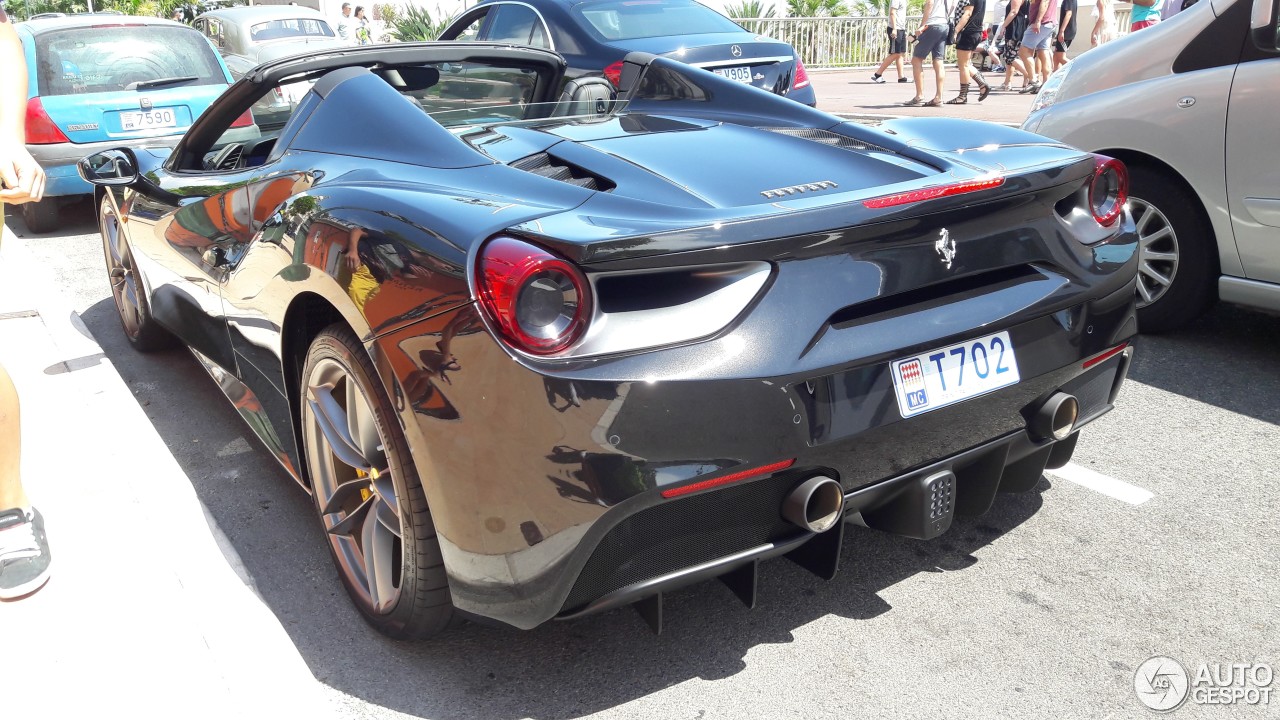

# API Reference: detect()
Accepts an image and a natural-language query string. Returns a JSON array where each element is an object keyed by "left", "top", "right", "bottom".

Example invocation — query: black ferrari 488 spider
[{"left": 79, "top": 43, "right": 1138, "bottom": 639}]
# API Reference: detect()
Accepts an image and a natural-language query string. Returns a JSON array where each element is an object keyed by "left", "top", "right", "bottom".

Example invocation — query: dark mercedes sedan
[
  {"left": 80, "top": 43, "right": 1136, "bottom": 640},
  {"left": 438, "top": 0, "right": 817, "bottom": 105}
]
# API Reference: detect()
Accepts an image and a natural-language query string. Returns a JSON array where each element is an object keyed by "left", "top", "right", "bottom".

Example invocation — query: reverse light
[
  {"left": 230, "top": 108, "right": 255, "bottom": 128},
  {"left": 660, "top": 459, "right": 796, "bottom": 499},
  {"left": 862, "top": 175, "right": 1004, "bottom": 209},
  {"left": 25, "top": 98, "right": 70, "bottom": 144},
  {"left": 476, "top": 236, "right": 592, "bottom": 356},
  {"left": 1089, "top": 156, "right": 1128, "bottom": 227},
  {"left": 792, "top": 57, "right": 810, "bottom": 90},
  {"left": 603, "top": 61, "right": 624, "bottom": 88}
]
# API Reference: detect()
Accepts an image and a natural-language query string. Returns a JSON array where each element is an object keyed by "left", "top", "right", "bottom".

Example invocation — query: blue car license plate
[
  {"left": 712, "top": 66, "right": 753, "bottom": 84},
  {"left": 890, "top": 330, "right": 1021, "bottom": 418}
]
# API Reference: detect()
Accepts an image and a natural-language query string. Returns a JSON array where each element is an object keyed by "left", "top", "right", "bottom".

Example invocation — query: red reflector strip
[
  {"left": 862, "top": 176, "right": 1004, "bottom": 209},
  {"left": 1082, "top": 342, "right": 1129, "bottom": 370},
  {"left": 660, "top": 459, "right": 796, "bottom": 499}
]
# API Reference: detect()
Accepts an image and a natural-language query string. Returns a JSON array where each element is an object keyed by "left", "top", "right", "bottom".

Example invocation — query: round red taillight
[
  {"left": 476, "top": 236, "right": 591, "bottom": 355},
  {"left": 1089, "top": 156, "right": 1128, "bottom": 227}
]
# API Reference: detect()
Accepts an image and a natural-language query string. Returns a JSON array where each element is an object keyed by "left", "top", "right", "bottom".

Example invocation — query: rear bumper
[
  {"left": 372, "top": 254, "right": 1138, "bottom": 630},
  {"left": 557, "top": 347, "right": 1131, "bottom": 625}
]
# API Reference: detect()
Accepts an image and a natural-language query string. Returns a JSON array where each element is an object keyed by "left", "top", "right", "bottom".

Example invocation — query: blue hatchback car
[{"left": 16, "top": 15, "right": 251, "bottom": 232}]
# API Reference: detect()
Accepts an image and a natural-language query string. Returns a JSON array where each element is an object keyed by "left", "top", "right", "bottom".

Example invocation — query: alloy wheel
[
  {"left": 101, "top": 204, "right": 144, "bottom": 340},
  {"left": 303, "top": 358, "right": 403, "bottom": 614},
  {"left": 1129, "top": 197, "right": 1180, "bottom": 309}
]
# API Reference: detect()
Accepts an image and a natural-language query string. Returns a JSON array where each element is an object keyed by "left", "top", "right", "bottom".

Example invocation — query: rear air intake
[
  {"left": 761, "top": 127, "right": 892, "bottom": 155},
  {"left": 510, "top": 152, "right": 614, "bottom": 192}
]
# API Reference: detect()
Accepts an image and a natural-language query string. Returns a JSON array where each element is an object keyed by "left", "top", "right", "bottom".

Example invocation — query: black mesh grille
[
  {"left": 761, "top": 127, "right": 893, "bottom": 155},
  {"left": 1065, "top": 361, "right": 1118, "bottom": 421},
  {"left": 562, "top": 472, "right": 803, "bottom": 611},
  {"left": 510, "top": 152, "right": 614, "bottom": 191}
]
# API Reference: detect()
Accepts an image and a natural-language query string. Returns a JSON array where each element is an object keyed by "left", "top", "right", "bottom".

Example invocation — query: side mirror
[{"left": 77, "top": 149, "right": 138, "bottom": 186}]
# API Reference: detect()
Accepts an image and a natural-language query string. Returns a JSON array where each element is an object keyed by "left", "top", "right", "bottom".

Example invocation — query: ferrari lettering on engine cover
[{"left": 760, "top": 180, "right": 838, "bottom": 199}]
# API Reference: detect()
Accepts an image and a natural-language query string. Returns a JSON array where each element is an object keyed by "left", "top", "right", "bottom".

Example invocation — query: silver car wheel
[{"left": 1130, "top": 197, "right": 1180, "bottom": 309}]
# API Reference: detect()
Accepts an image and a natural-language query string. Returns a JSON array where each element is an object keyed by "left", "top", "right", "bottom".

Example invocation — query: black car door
[{"left": 119, "top": 152, "right": 261, "bottom": 373}]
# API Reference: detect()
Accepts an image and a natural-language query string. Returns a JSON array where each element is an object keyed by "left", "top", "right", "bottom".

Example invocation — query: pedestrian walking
[
  {"left": 1129, "top": 0, "right": 1163, "bottom": 31},
  {"left": 0, "top": 0, "right": 51, "bottom": 602},
  {"left": 1017, "top": 0, "right": 1058, "bottom": 94},
  {"left": 353, "top": 5, "right": 372, "bottom": 45},
  {"left": 1091, "top": 0, "right": 1115, "bottom": 45},
  {"left": 335, "top": 2, "right": 353, "bottom": 44},
  {"left": 871, "top": 0, "right": 910, "bottom": 84},
  {"left": 903, "top": 0, "right": 952, "bottom": 107},
  {"left": 947, "top": 0, "right": 991, "bottom": 103},
  {"left": 1053, "top": 0, "right": 1076, "bottom": 70},
  {"left": 996, "top": 0, "right": 1032, "bottom": 90}
]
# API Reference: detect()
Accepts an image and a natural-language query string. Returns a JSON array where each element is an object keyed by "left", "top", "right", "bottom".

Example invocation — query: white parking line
[{"left": 1047, "top": 462, "right": 1155, "bottom": 506}]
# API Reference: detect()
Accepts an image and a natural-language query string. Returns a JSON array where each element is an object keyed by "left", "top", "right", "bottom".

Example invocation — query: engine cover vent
[
  {"left": 510, "top": 152, "right": 614, "bottom": 192},
  {"left": 761, "top": 127, "right": 892, "bottom": 155}
]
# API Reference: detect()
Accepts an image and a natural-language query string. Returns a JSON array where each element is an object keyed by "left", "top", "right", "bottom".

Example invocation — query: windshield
[
  {"left": 35, "top": 25, "right": 225, "bottom": 96},
  {"left": 574, "top": 0, "right": 743, "bottom": 41},
  {"left": 248, "top": 18, "right": 336, "bottom": 42}
]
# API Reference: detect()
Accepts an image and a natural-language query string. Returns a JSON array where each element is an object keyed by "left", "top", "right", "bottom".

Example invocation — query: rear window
[
  {"left": 574, "top": 0, "right": 743, "bottom": 41},
  {"left": 248, "top": 18, "right": 336, "bottom": 42},
  {"left": 35, "top": 25, "right": 225, "bottom": 97}
]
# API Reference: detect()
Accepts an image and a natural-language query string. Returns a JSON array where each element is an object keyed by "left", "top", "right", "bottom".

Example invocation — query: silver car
[
  {"left": 193, "top": 6, "right": 348, "bottom": 129},
  {"left": 1023, "top": 0, "right": 1280, "bottom": 332}
]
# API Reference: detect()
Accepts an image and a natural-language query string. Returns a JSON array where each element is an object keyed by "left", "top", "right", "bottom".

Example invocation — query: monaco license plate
[
  {"left": 120, "top": 108, "right": 178, "bottom": 131},
  {"left": 712, "top": 66, "right": 753, "bottom": 84},
  {"left": 890, "top": 330, "right": 1021, "bottom": 418}
]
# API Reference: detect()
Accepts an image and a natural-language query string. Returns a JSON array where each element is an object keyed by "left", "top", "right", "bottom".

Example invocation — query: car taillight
[
  {"left": 25, "top": 98, "right": 70, "bottom": 144},
  {"left": 1089, "top": 155, "right": 1128, "bottom": 227},
  {"left": 476, "top": 236, "right": 592, "bottom": 356},
  {"left": 792, "top": 57, "right": 810, "bottom": 90},
  {"left": 603, "top": 61, "right": 624, "bottom": 88},
  {"left": 230, "top": 109, "right": 255, "bottom": 128}
]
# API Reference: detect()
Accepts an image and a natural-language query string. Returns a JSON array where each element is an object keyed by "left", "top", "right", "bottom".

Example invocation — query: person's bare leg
[
  {"left": 948, "top": 49, "right": 972, "bottom": 103},
  {"left": 911, "top": 55, "right": 925, "bottom": 100},
  {"left": 1038, "top": 48, "right": 1052, "bottom": 83},
  {"left": 1017, "top": 46, "right": 1034, "bottom": 87},
  {"left": 931, "top": 56, "right": 945, "bottom": 103},
  {"left": 875, "top": 53, "right": 894, "bottom": 76},
  {"left": 894, "top": 54, "right": 905, "bottom": 79},
  {"left": 0, "top": 362, "right": 27, "bottom": 512}
]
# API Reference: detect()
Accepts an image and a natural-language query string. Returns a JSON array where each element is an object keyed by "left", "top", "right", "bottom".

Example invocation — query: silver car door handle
[{"left": 1243, "top": 197, "right": 1280, "bottom": 228}]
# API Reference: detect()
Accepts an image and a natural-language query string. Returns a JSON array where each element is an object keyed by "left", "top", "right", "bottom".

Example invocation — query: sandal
[
  {"left": 1019, "top": 83, "right": 1041, "bottom": 94},
  {"left": 998, "top": 83, "right": 1011, "bottom": 91},
  {"left": 923, "top": 97, "right": 942, "bottom": 107},
  {"left": 902, "top": 97, "right": 924, "bottom": 106},
  {"left": 945, "top": 94, "right": 967, "bottom": 104},
  {"left": 977, "top": 83, "right": 990, "bottom": 102}
]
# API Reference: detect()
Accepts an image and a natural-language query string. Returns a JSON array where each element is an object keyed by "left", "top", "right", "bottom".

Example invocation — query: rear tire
[
  {"left": 99, "top": 194, "right": 176, "bottom": 352},
  {"left": 21, "top": 197, "right": 60, "bottom": 234},
  {"left": 1127, "top": 166, "right": 1218, "bottom": 333},
  {"left": 300, "top": 325, "right": 454, "bottom": 640}
]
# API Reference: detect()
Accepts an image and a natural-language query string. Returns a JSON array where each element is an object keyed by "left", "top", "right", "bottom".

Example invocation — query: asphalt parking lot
[{"left": 6, "top": 196, "right": 1278, "bottom": 718}]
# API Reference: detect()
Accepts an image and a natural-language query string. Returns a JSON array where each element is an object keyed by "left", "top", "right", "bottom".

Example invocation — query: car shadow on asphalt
[
  {"left": 1127, "top": 304, "right": 1280, "bottom": 426},
  {"left": 81, "top": 294, "right": 1048, "bottom": 720}
]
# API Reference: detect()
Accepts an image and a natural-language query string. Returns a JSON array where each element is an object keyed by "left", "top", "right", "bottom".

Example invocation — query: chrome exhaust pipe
[
  {"left": 782, "top": 476, "right": 845, "bottom": 533},
  {"left": 1032, "top": 392, "right": 1079, "bottom": 441}
]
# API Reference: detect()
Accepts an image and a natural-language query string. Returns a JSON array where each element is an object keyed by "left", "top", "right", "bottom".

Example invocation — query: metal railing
[{"left": 731, "top": 11, "right": 1134, "bottom": 69}]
